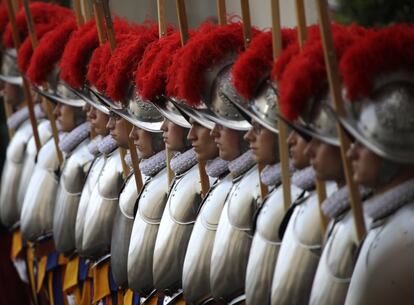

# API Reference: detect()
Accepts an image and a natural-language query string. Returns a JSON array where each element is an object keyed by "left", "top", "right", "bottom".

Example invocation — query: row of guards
[{"left": 0, "top": 0, "right": 413, "bottom": 304}]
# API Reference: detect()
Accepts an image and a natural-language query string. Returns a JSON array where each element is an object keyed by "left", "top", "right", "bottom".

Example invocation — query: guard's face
[
  {"left": 4, "top": 83, "right": 22, "bottom": 107},
  {"left": 160, "top": 119, "right": 187, "bottom": 152},
  {"left": 187, "top": 118, "right": 218, "bottom": 161},
  {"left": 83, "top": 103, "right": 92, "bottom": 121},
  {"left": 211, "top": 123, "right": 242, "bottom": 161},
  {"left": 347, "top": 141, "right": 382, "bottom": 188},
  {"left": 107, "top": 112, "right": 129, "bottom": 148},
  {"left": 129, "top": 126, "right": 155, "bottom": 159},
  {"left": 244, "top": 120, "right": 278, "bottom": 165},
  {"left": 305, "top": 138, "right": 343, "bottom": 182},
  {"left": 54, "top": 102, "right": 77, "bottom": 132},
  {"left": 90, "top": 107, "right": 109, "bottom": 136},
  {"left": 287, "top": 130, "right": 310, "bottom": 170}
]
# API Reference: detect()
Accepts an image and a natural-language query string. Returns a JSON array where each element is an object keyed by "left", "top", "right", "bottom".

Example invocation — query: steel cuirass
[
  {"left": 245, "top": 183, "right": 304, "bottom": 305},
  {"left": 182, "top": 173, "right": 233, "bottom": 304},
  {"left": 17, "top": 120, "right": 52, "bottom": 218},
  {"left": 345, "top": 204, "right": 414, "bottom": 305},
  {"left": 210, "top": 165, "right": 261, "bottom": 302},
  {"left": 127, "top": 167, "right": 168, "bottom": 295},
  {"left": 0, "top": 120, "right": 33, "bottom": 228},
  {"left": 81, "top": 149, "right": 124, "bottom": 259},
  {"left": 152, "top": 164, "right": 205, "bottom": 293},
  {"left": 308, "top": 210, "right": 359, "bottom": 305},
  {"left": 53, "top": 138, "right": 94, "bottom": 256},
  {"left": 110, "top": 172, "right": 146, "bottom": 288},
  {"left": 270, "top": 182, "right": 337, "bottom": 305},
  {"left": 75, "top": 154, "right": 105, "bottom": 255},
  {"left": 20, "top": 135, "right": 64, "bottom": 241}
]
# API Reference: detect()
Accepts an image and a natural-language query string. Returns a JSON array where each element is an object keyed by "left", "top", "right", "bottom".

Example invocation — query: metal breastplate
[
  {"left": 0, "top": 120, "right": 33, "bottom": 228},
  {"left": 17, "top": 120, "right": 52, "bottom": 216},
  {"left": 309, "top": 211, "right": 358, "bottom": 305},
  {"left": 110, "top": 172, "right": 145, "bottom": 288},
  {"left": 53, "top": 139, "right": 94, "bottom": 256},
  {"left": 127, "top": 168, "right": 168, "bottom": 295},
  {"left": 81, "top": 149, "right": 124, "bottom": 259},
  {"left": 270, "top": 182, "right": 337, "bottom": 305},
  {"left": 20, "top": 136, "right": 62, "bottom": 241},
  {"left": 182, "top": 174, "right": 233, "bottom": 304},
  {"left": 153, "top": 164, "right": 205, "bottom": 293},
  {"left": 210, "top": 165, "right": 261, "bottom": 302},
  {"left": 345, "top": 203, "right": 414, "bottom": 305},
  {"left": 75, "top": 154, "right": 105, "bottom": 254},
  {"left": 246, "top": 184, "right": 304, "bottom": 305}
]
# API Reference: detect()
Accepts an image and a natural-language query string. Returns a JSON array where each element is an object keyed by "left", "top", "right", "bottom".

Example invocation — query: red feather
[
  {"left": 3, "top": 2, "right": 72, "bottom": 48},
  {"left": 166, "top": 22, "right": 259, "bottom": 107},
  {"left": 26, "top": 18, "right": 77, "bottom": 84},
  {"left": 59, "top": 20, "right": 99, "bottom": 88},
  {"left": 340, "top": 24, "right": 414, "bottom": 101},
  {"left": 279, "top": 23, "right": 367, "bottom": 121},
  {"left": 105, "top": 23, "right": 165, "bottom": 102},
  {"left": 232, "top": 29, "right": 296, "bottom": 100}
]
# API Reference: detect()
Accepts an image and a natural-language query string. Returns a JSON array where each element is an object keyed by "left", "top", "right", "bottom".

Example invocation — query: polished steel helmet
[
  {"left": 202, "top": 63, "right": 251, "bottom": 131},
  {"left": 0, "top": 49, "right": 23, "bottom": 86},
  {"left": 230, "top": 78, "right": 280, "bottom": 134},
  {"left": 114, "top": 90, "right": 164, "bottom": 133},
  {"left": 169, "top": 97, "right": 215, "bottom": 130},
  {"left": 292, "top": 89, "right": 340, "bottom": 146},
  {"left": 34, "top": 67, "right": 85, "bottom": 108},
  {"left": 340, "top": 71, "right": 414, "bottom": 164},
  {"left": 154, "top": 95, "right": 191, "bottom": 129},
  {"left": 65, "top": 84, "right": 110, "bottom": 115}
]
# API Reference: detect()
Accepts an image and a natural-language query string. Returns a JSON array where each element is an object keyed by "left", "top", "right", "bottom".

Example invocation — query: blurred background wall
[{"left": 109, "top": 0, "right": 318, "bottom": 30}]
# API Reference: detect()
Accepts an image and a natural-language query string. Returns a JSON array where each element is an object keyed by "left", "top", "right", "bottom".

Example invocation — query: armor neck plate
[
  {"left": 81, "top": 149, "right": 124, "bottom": 259},
  {"left": 53, "top": 138, "right": 94, "bottom": 255},
  {"left": 152, "top": 164, "right": 209, "bottom": 293},
  {"left": 182, "top": 173, "right": 233, "bottom": 304},
  {"left": 210, "top": 165, "right": 261, "bottom": 302},
  {"left": 128, "top": 168, "right": 169, "bottom": 295}
]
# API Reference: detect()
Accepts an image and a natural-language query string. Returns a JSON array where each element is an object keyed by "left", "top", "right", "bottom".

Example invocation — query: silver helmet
[
  {"left": 0, "top": 49, "right": 23, "bottom": 86},
  {"left": 115, "top": 90, "right": 164, "bottom": 133},
  {"left": 154, "top": 96, "right": 191, "bottom": 129},
  {"left": 340, "top": 71, "right": 414, "bottom": 164},
  {"left": 230, "top": 78, "right": 280, "bottom": 134},
  {"left": 35, "top": 67, "right": 85, "bottom": 108},
  {"left": 68, "top": 85, "right": 110, "bottom": 115},
  {"left": 169, "top": 97, "right": 215, "bottom": 130},
  {"left": 293, "top": 89, "right": 340, "bottom": 147}
]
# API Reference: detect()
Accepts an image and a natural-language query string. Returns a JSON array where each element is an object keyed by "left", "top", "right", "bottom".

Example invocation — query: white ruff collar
[
  {"left": 170, "top": 148, "right": 198, "bottom": 175},
  {"left": 322, "top": 185, "right": 371, "bottom": 219},
  {"left": 139, "top": 150, "right": 167, "bottom": 177},
  {"left": 206, "top": 157, "right": 229, "bottom": 178},
  {"left": 7, "top": 103, "right": 45, "bottom": 130},
  {"left": 228, "top": 150, "right": 256, "bottom": 179},
  {"left": 88, "top": 135, "right": 102, "bottom": 156},
  {"left": 365, "top": 177, "right": 414, "bottom": 220},
  {"left": 291, "top": 166, "right": 316, "bottom": 191},
  {"left": 59, "top": 122, "right": 90, "bottom": 154},
  {"left": 97, "top": 134, "right": 118, "bottom": 155}
]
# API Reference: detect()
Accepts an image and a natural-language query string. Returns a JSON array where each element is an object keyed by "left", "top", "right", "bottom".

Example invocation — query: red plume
[
  {"left": 232, "top": 29, "right": 296, "bottom": 100},
  {"left": 279, "top": 23, "right": 367, "bottom": 121},
  {"left": 3, "top": 2, "right": 72, "bottom": 48},
  {"left": 59, "top": 20, "right": 99, "bottom": 88},
  {"left": 166, "top": 22, "right": 259, "bottom": 106},
  {"left": 26, "top": 18, "right": 77, "bottom": 84},
  {"left": 105, "top": 23, "right": 164, "bottom": 102},
  {"left": 340, "top": 24, "right": 414, "bottom": 101}
]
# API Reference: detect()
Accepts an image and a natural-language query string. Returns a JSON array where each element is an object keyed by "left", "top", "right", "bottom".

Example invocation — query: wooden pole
[
  {"left": 82, "top": 0, "right": 93, "bottom": 21},
  {"left": 3, "top": 101, "right": 14, "bottom": 139},
  {"left": 216, "top": 0, "right": 227, "bottom": 25},
  {"left": 175, "top": 0, "right": 210, "bottom": 198},
  {"left": 315, "top": 0, "right": 366, "bottom": 242},
  {"left": 7, "top": 0, "right": 42, "bottom": 152},
  {"left": 100, "top": 0, "right": 143, "bottom": 192},
  {"left": 73, "top": 0, "right": 84, "bottom": 27},
  {"left": 156, "top": 0, "right": 174, "bottom": 186},
  {"left": 240, "top": 0, "right": 269, "bottom": 200},
  {"left": 270, "top": 0, "right": 293, "bottom": 210},
  {"left": 294, "top": 0, "right": 328, "bottom": 234},
  {"left": 92, "top": 0, "right": 107, "bottom": 44}
]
